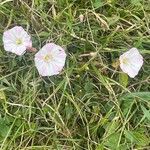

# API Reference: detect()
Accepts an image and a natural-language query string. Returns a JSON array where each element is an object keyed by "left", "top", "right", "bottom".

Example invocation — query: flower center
[
  {"left": 44, "top": 54, "right": 53, "bottom": 62},
  {"left": 122, "top": 57, "right": 129, "bottom": 64},
  {"left": 16, "top": 39, "right": 22, "bottom": 45}
]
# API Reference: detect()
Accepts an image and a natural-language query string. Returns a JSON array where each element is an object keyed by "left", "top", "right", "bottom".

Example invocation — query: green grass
[{"left": 0, "top": 0, "right": 150, "bottom": 149}]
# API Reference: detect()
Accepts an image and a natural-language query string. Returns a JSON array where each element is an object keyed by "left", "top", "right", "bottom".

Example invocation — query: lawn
[{"left": 0, "top": 0, "right": 150, "bottom": 149}]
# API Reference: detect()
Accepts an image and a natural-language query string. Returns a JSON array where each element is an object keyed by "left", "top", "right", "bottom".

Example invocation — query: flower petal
[{"left": 120, "top": 63, "right": 138, "bottom": 78}]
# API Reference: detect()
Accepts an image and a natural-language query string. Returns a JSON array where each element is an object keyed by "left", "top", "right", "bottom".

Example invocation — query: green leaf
[
  {"left": 119, "top": 73, "right": 128, "bottom": 87},
  {"left": 93, "top": 0, "right": 104, "bottom": 9},
  {"left": 84, "top": 78, "right": 94, "bottom": 93},
  {"left": 0, "top": 118, "right": 10, "bottom": 138},
  {"left": 96, "top": 144, "right": 104, "bottom": 150},
  {"left": 120, "top": 92, "right": 150, "bottom": 102},
  {"left": 104, "top": 133, "right": 120, "bottom": 149},
  {"left": 131, "top": 0, "right": 142, "bottom": 6},
  {"left": 120, "top": 97, "right": 134, "bottom": 116},
  {"left": 125, "top": 130, "right": 149, "bottom": 146},
  {"left": 105, "top": 120, "right": 120, "bottom": 136},
  {"left": 141, "top": 105, "right": 150, "bottom": 121},
  {"left": 107, "top": 15, "right": 120, "bottom": 26},
  {"left": 65, "top": 103, "right": 74, "bottom": 120},
  {"left": 120, "top": 92, "right": 150, "bottom": 116},
  {"left": 124, "top": 130, "right": 134, "bottom": 143}
]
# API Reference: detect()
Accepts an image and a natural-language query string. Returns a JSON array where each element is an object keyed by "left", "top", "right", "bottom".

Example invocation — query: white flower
[
  {"left": 119, "top": 48, "right": 143, "bottom": 78},
  {"left": 3, "top": 26, "right": 32, "bottom": 55},
  {"left": 34, "top": 43, "right": 66, "bottom": 76}
]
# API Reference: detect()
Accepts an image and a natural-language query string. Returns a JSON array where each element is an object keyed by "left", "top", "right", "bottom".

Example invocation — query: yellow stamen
[
  {"left": 44, "top": 54, "right": 53, "bottom": 62},
  {"left": 122, "top": 57, "right": 129, "bottom": 64},
  {"left": 16, "top": 39, "right": 22, "bottom": 45}
]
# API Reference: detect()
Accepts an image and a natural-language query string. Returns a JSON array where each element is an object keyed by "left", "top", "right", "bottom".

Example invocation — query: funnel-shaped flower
[
  {"left": 34, "top": 43, "right": 66, "bottom": 76},
  {"left": 3, "top": 26, "right": 32, "bottom": 55},
  {"left": 119, "top": 48, "right": 143, "bottom": 78}
]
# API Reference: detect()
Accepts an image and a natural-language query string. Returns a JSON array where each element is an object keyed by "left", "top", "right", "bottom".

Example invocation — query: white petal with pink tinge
[{"left": 119, "top": 48, "right": 143, "bottom": 78}]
